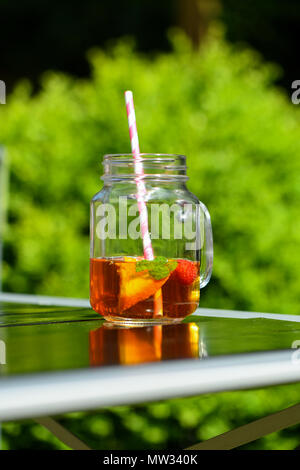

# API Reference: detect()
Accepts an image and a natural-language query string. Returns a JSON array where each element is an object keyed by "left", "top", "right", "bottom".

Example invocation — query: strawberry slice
[{"left": 172, "top": 259, "right": 198, "bottom": 285}]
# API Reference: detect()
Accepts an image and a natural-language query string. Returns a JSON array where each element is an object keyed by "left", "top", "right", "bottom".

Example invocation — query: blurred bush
[
  {"left": 2, "top": 29, "right": 300, "bottom": 449},
  {"left": 1, "top": 28, "right": 300, "bottom": 315}
]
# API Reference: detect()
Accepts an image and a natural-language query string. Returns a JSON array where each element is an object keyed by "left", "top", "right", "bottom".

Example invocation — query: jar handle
[{"left": 199, "top": 201, "right": 213, "bottom": 289}]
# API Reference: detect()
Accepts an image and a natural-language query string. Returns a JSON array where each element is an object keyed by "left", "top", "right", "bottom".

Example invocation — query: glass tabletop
[{"left": 1, "top": 299, "right": 300, "bottom": 377}]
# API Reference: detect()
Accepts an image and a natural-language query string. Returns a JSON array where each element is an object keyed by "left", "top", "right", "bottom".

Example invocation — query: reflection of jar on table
[{"left": 89, "top": 323, "right": 203, "bottom": 367}]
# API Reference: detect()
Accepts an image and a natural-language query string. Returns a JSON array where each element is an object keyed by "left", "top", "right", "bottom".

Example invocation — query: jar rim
[
  {"left": 102, "top": 154, "right": 188, "bottom": 182},
  {"left": 103, "top": 153, "right": 186, "bottom": 162}
]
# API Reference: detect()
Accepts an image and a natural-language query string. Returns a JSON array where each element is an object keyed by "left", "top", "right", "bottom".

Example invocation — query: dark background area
[
  {"left": 222, "top": 0, "right": 300, "bottom": 90},
  {"left": 0, "top": 0, "right": 299, "bottom": 93}
]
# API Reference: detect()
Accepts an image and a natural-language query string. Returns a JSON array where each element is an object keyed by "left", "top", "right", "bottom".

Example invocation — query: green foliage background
[{"left": 1, "top": 29, "right": 300, "bottom": 449}]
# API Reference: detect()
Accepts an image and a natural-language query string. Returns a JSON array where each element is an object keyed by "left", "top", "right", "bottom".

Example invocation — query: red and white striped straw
[{"left": 125, "top": 90, "right": 154, "bottom": 261}]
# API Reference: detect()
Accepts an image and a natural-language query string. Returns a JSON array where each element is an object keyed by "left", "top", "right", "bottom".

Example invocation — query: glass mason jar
[{"left": 90, "top": 154, "right": 213, "bottom": 325}]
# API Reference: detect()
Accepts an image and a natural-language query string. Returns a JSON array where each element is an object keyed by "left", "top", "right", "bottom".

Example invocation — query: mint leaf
[
  {"left": 149, "top": 265, "right": 170, "bottom": 280},
  {"left": 153, "top": 256, "right": 168, "bottom": 264},
  {"left": 136, "top": 257, "right": 178, "bottom": 280},
  {"left": 167, "top": 260, "right": 177, "bottom": 272},
  {"left": 136, "top": 260, "right": 151, "bottom": 272}
]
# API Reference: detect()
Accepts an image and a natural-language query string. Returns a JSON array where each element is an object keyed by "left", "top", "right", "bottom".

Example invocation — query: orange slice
[{"left": 116, "top": 259, "right": 169, "bottom": 312}]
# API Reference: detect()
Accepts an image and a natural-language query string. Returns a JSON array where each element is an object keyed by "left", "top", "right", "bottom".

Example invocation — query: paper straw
[
  {"left": 124, "top": 91, "right": 163, "bottom": 316},
  {"left": 124, "top": 91, "right": 154, "bottom": 261}
]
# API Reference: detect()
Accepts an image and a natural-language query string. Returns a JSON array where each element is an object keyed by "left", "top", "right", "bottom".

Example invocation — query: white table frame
[{"left": 1, "top": 292, "right": 300, "bottom": 450}]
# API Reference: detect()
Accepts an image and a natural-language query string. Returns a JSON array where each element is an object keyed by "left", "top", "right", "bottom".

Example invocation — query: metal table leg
[
  {"left": 187, "top": 402, "right": 300, "bottom": 450},
  {"left": 35, "top": 417, "right": 91, "bottom": 450}
]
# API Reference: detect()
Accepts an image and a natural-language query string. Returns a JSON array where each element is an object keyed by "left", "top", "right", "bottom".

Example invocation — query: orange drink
[{"left": 90, "top": 257, "right": 200, "bottom": 324}]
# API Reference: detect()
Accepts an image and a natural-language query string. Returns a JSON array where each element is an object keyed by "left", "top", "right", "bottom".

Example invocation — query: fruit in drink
[
  {"left": 90, "top": 256, "right": 200, "bottom": 321},
  {"left": 171, "top": 259, "right": 198, "bottom": 285},
  {"left": 117, "top": 260, "right": 169, "bottom": 311}
]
